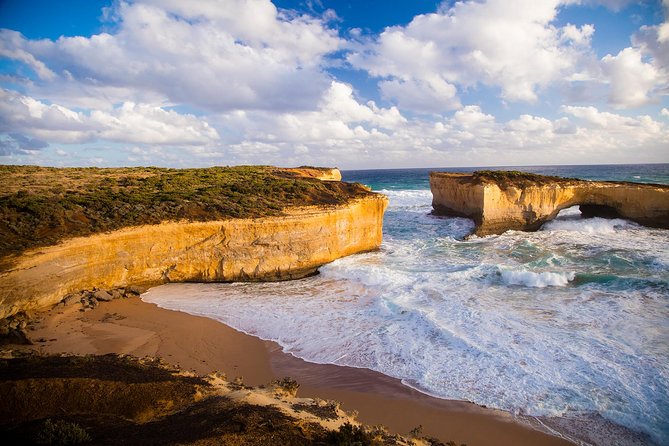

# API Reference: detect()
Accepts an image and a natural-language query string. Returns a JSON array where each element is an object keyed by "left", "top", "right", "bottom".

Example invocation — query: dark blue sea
[{"left": 145, "top": 164, "right": 669, "bottom": 445}]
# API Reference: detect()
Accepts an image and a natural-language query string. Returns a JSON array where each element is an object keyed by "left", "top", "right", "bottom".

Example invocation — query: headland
[{"left": 0, "top": 165, "right": 387, "bottom": 319}]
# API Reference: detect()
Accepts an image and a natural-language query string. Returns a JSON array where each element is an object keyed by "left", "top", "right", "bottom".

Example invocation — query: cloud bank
[{"left": 0, "top": 0, "right": 667, "bottom": 168}]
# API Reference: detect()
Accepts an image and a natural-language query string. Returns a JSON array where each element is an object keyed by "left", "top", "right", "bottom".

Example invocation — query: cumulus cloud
[
  {"left": 0, "top": 0, "right": 666, "bottom": 167},
  {"left": 596, "top": 0, "right": 669, "bottom": 108},
  {"left": 348, "top": 0, "right": 596, "bottom": 111},
  {"left": 209, "top": 93, "right": 667, "bottom": 168},
  {"left": 0, "top": 133, "right": 48, "bottom": 156},
  {"left": 379, "top": 77, "right": 461, "bottom": 113},
  {"left": 349, "top": 0, "right": 668, "bottom": 111},
  {"left": 0, "top": 89, "right": 219, "bottom": 146},
  {"left": 215, "top": 81, "right": 405, "bottom": 145},
  {"left": 601, "top": 47, "right": 661, "bottom": 108},
  {"left": 0, "top": 0, "right": 341, "bottom": 112}
]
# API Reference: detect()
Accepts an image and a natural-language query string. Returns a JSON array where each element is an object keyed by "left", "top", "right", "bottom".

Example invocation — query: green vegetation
[
  {"left": 323, "top": 422, "right": 374, "bottom": 446},
  {"left": 471, "top": 170, "right": 573, "bottom": 190},
  {"left": 0, "top": 165, "right": 372, "bottom": 259},
  {"left": 35, "top": 419, "right": 91, "bottom": 445},
  {"left": 472, "top": 170, "right": 569, "bottom": 183}
]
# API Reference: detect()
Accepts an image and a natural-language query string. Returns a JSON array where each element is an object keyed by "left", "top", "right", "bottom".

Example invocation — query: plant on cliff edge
[{"left": 35, "top": 419, "right": 91, "bottom": 445}]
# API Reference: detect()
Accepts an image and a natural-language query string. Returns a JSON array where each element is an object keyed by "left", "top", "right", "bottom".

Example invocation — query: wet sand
[{"left": 17, "top": 296, "right": 573, "bottom": 446}]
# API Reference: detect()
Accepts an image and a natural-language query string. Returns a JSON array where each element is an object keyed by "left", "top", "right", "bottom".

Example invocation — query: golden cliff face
[
  {"left": 430, "top": 172, "right": 669, "bottom": 236},
  {"left": 0, "top": 195, "right": 388, "bottom": 319},
  {"left": 285, "top": 167, "right": 342, "bottom": 181}
]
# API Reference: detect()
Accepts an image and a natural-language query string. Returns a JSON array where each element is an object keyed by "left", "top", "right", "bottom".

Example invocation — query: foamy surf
[
  {"left": 500, "top": 269, "right": 576, "bottom": 287},
  {"left": 144, "top": 177, "right": 669, "bottom": 446}
]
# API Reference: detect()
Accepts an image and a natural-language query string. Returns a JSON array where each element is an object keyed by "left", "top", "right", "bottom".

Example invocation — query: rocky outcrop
[
  {"left": 430, "top": 172, "right": 669, "bottom": 236},
  {"left": 0, "top": 195, "right": 387, "bottom": 319},
  {"left": 285, "top": 167, "right": 342, "bottom": 181}
]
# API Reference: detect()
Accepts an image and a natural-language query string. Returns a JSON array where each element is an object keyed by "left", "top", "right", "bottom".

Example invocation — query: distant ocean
[{"left": 144, "top": 164, "right": 669, "bottom": 445}]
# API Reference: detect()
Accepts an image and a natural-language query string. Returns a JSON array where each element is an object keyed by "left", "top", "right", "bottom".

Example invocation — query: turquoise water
[{"left": 144, "top": 164, "right": 669, "bottom": 445}]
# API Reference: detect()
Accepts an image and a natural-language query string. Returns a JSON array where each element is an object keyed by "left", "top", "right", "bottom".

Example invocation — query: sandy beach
[{"left": 14, "top": 295, "right": 573, "bottom": 446}]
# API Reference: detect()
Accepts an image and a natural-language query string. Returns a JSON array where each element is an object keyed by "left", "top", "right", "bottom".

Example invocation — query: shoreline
[{"left": 8, "top": 295, "right": 573, "bottom": 446}]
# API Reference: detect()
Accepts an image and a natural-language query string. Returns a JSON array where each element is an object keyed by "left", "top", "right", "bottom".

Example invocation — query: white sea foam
[
  {"left": 143, "top": 188, "right": 669, "bottom": 445},
  {"left": 379, "top": 188, "right": 433, "bottom": 211},
  {"left": 543, "top": 216, "right": 635, "bottom": 234},
  {"left": 500, "top": 269, "right": 576, "bottom": 287}
]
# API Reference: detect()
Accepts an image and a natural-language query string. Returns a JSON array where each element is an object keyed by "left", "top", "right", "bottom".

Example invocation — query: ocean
[{"left": 143, "top": 164, "right": 669, "bottom": 445}]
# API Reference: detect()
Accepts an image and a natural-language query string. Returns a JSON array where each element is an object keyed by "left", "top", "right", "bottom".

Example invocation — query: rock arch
[{"left": 430, "top": 172, "right": 669, "bottom": 236}]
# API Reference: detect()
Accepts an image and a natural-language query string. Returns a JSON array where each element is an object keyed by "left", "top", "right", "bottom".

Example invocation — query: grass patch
[{"left": 0, "top": 165, "right": 372, "bottom": 260}]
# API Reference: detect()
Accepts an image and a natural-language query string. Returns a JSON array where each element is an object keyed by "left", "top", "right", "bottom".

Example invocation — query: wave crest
[{"left": 500, "top": 269, "right": 576, "bottom": 288}]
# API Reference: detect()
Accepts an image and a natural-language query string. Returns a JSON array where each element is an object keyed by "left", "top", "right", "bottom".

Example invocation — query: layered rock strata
[
  {"left": 0, "top": 195, "right": 387, "bottom": 319},
  {"left": 285, "top": 167, "right": 342, "bottom": 181},
  {"left": 430, "top": 172, "right": 669, "bottom": 236}
]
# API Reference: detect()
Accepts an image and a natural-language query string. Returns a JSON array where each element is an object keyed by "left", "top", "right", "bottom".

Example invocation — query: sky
[{"left": 0, "top": 0, "right": 667, "bottom": 169}]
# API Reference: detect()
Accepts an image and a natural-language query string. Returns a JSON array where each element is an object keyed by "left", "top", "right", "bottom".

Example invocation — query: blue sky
[{"left": 0, "top": 0, "right": 667, "bottom": 169}]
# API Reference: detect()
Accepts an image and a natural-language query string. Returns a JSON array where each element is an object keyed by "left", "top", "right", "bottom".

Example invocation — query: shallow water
[{"left": 143, "top": 164, "right": 669, "bottom": 445}]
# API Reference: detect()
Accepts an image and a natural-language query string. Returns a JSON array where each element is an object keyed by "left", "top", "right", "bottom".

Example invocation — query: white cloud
[
  {"left": 348, "top": 0, "right": 595, "bottom": 111},
  {"left": 560, "top": 23, "right": 595, "bottom": 47},
  {"left": 0, "top": 0, "right": 341, "bottom": 112},
  {"left": 562, "top": 105, "right": 637, "bottom": 127},
  {"left": 379, "top": 77, "right": 461, "bottom": 113},
  {"left": 4, "top": 82, "right": 666, "bottom": 168},
  {"left": 0, "top": 31, "right": 56, "bottom": 80},
  {"left": 349, "top": 0, "right": 668, "bottom": 111},
  {"left": 661, "top": 107, "right": 669, "bottom": 116},
  {"left": 596, "top": 0, "right": 669, "bottom": 108},
  {"left": 601, "top": 48, "right": 662, "bottom": 108},
  {"left": 215, "top": 81, "right": 406, "bottom": 146},
  {"left": 208, "top": 95, "right": 668, "bottom": 168},
  {"left": 0, "top": 0, "right": 666, "bottom": 168},
  {"left": 0, "top": 89, "right": 219, "bottom": 145}
]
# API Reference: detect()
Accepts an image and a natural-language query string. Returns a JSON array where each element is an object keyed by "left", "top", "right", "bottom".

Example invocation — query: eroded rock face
[
  {"left": 430, "top": 172, "right": 669, "bottom": 236},
  {"left": 285, "top": 167, "right": 342, "bottom": 181},
  {"left": 0, "top": 196, "right": 387, "bottom": 319}
]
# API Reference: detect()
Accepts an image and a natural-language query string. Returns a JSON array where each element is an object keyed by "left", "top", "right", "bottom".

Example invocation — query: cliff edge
[
  {"left": 0, "top": 166, "right": 387, "bottom": 319},
  {"left": 430, "top": 171, "right": 669, "bottom": 236}
]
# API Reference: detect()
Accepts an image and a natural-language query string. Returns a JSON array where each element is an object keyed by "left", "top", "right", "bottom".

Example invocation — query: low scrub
[{"left": 0, "top": 165, "right": 372, "bottom": 259}]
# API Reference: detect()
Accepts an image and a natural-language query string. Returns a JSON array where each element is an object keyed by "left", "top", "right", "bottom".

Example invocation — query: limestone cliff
[
  {"left": 430, "top": 171, "right": 669, "bottom": 236},
  {"left": 285, "top": 167, "right": 342, "bottom": 181},
  {"left": 0, "top": 195, "right": 387, "bottom": 319}
]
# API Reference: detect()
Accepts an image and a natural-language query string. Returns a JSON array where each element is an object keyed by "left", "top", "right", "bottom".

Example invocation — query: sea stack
[{"left": 430, "top": 171, "right": 669, "bottom": 236}]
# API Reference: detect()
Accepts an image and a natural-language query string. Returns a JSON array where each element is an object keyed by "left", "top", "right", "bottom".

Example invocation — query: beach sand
[{"left": 16, "top": 296, "right": 573, "bottom": 446}]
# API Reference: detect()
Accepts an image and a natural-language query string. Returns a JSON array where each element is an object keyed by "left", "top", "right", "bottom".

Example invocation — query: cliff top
[
  {"left": 0, "top": 165, "right": 374, "bottom": 259},
  {"left": 431, "top": 170, "right": 669, "bottom": 190},
  {"left": 430, "top": 170, "right": 576, "bottom": 189}
]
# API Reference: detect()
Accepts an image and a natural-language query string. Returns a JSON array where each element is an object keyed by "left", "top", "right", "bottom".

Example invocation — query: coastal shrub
[
  {"left": 291, "top": 401, "right": 339, "bottom": 420},
  {"left": 473, "top": 170, "right": 567, "bottom": 184},
  {"left": 0, "top": 165, "right": 374, "bottom": 258},
  {"left": 273, "top": 376, "right": 300, "bottom": 397},
  {"left": 35, "top": 419, "right": 91, "bottom": 445},
  {"left": 323, "top": 422, "right": 373, "bottom": 446}
]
